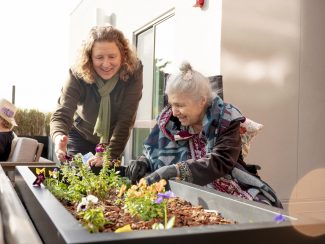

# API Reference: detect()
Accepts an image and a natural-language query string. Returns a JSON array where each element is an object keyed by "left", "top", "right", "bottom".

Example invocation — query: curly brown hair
[{"left": 72, "top": 26, "right": 139, "bottom": 83}]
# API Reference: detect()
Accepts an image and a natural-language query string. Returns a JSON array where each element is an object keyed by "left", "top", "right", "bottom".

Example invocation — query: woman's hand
[
  {"left": 54, "top": 135, "right": 68, "bottom": 162},
  {"left": 87, "top": 155, "right": 103, "bottom": 167}
]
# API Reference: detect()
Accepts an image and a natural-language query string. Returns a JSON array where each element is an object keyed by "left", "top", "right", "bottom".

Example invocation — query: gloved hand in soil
[
  {"left": 144, "top": 165, "right": 178, "bottom": 185},
  {"left": 125, "top": 156, "right": 149, "bottom": 183}
]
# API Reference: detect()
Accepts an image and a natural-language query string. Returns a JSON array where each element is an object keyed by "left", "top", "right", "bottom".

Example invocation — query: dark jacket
[
  {"left": 50, "top": 63, "right": 143, "bottom": 159},
  {"left": 0, "top": 131, "right": 14, "bottom": 161}
]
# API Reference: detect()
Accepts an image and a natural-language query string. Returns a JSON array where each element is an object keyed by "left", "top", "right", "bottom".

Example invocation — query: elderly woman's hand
[
  {"left": 144, "top": 165, "right": 178, "bottom": 185},
  {"left": 125, "top": 159, "right": 148, "bottom": 183},
  {"left": 87, "top": 155, "right": 103, "bottom": 167}
]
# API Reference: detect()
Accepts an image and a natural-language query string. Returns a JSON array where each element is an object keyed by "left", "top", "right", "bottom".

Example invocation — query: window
[{"left": 124, "top": 11, "right": 175, "bottom": 162}]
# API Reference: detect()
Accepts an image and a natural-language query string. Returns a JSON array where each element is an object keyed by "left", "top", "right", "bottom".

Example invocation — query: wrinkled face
[
  {"left": 91, "top": 41, "right": 122, "bottom": 80},
  {"left": 168, "top": 93, "right": 207, "bottom": 127}
]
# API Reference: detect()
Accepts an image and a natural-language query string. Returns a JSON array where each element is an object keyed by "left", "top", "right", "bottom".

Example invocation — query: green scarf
[{"left": 94, "top": 74, "right": 119, "bottom": 143}]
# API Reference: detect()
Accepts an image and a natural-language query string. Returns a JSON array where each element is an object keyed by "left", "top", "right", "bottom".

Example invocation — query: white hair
[{"left": 165, "top": 62, "right": 214, "bottom": 104}]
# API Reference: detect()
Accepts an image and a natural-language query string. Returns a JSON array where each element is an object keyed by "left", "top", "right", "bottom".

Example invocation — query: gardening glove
[
  {"left": 125, "top": 157, "right": 149, "bottom": 183},
  {"left": 54, "top": 134, "right": 68, "bottom": 162},
  {"left": 145, "top": 165, "right": 178, "bottom": 185}
]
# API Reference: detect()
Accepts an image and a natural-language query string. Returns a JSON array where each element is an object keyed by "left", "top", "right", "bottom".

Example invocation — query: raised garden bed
[{"left": 14, "top": 166, "right": 325, "bottom": 244}]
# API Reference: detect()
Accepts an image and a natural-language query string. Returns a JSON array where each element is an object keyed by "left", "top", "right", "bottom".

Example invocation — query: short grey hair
[{"left": 165, "top": 62, "right": 214, "bottom": 104}]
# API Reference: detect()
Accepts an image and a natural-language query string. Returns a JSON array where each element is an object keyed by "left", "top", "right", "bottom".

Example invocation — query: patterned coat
[{"left": 143, "top": 96, "right": 246, "bottom": 185}]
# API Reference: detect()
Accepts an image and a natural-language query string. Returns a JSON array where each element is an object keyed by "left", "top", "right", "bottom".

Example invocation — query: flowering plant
[
  {"left": 152, "top": 190, "right": 176, "bottom": 230},
  {"left": 39, "top": 152, "right": 127, "bottom": 232},
  {"left": 122, "top": 179, "right": 167, "bottom": 221},
  {"left": 32, "top": 153, "right": 232, "bottom": 233},
  {"left": 95, "top": 143, "right": 106, "bottom": 155}
]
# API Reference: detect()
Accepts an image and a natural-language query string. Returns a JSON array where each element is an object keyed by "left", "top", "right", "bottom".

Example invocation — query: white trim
[{"left": 134, "top": 120, "right": 156, "bottom": 129}]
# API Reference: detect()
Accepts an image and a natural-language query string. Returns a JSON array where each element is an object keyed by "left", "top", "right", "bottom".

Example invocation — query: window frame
[{"left": 123, "top": 9, "right": 175, "bottom": 163}]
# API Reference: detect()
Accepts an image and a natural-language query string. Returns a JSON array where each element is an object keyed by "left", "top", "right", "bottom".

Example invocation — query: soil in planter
[{"left": 64, "top": 188, "right": 236, "bottom": 232}]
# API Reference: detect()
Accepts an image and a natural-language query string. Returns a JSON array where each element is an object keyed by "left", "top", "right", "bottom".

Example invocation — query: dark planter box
[{"left": 14, "top": 166, "right": 325, "bottom": 244}]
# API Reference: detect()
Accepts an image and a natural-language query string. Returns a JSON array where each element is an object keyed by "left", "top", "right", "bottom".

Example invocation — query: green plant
[
  {"left": 42, "top": 151, "right": 130, "bottom": 232},
  {"left": 123, "top": 179, "right": 166, "bottom": 221},
  {"left": 151, "top": 190, "right": 176, "bottom": 230},
  {"left": 76, "top": 195, "right": 110, "bottom": 233},
  {"left": 38, "top": 148, "right": 177, "bottom": 233},
  {"left": 46, "top": 153, "right": 126, "bottom": 203},
  {"left": 78, "top": 207, "right": 108, "bottom": 233}
]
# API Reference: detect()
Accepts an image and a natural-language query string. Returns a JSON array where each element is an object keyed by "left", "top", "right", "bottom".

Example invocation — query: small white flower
[
  {"left": 77, "top": 197, "right": 88, "bottom": 212},
  {"left": 76, "top": 195, "right": 98, "bottom": 212},
  {"left": 86, "top": 195, "right": 98, "bottom": 204}
]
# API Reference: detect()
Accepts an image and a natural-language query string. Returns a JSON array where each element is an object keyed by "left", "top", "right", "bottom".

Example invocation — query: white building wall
[
  {"left": 69, "top": 0, "right": 222, "bottom": 76},
  {"left": 221, "top": 0, "right": 325, "bottom": 219}
]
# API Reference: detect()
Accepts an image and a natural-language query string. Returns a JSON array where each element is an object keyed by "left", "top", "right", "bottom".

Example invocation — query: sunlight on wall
[
  {"left": 0, "top": 0, "right": 80, "bottom": 112},
  {"left": 288, "top": 168, "right": 325, "bottom": 237},
  {"left": 222, "top": 50, "right": 289, "bottom": 86}
]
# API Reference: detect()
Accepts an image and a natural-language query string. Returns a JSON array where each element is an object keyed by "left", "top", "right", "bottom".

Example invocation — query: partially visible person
[
  {"left": 0, "top": 98, "right": 17, "bottom": 161},
  {"left": 126, "top": 62, "right": 282, "bottom": 208},
  {"left": 50, "top": 25, "right": 143, "bottom": 166}
]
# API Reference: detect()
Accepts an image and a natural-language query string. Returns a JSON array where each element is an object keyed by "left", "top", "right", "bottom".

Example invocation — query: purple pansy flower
[
  {"left": 33, "top": 173, "right": 45, "bottom": 187},
  {"left": 274, "top": 214, "right": 285, "bottom": 223},
  {"left": 64, "top": 154, "right": 73, "bottom": 161},
  {"left": 95, "top": 145, "right": 105, "bottom": 153},
  {"left": 155, "top": 190, "right": 175, "bottom": 204}
]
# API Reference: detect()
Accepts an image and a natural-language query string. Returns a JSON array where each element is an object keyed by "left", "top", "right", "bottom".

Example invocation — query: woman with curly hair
[{"left": 50, "top": 26, "right": 143, "bottom": 166}]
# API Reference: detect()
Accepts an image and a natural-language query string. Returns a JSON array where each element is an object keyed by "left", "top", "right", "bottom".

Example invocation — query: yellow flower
[
  {"left": 115, "top": 224, "right": 132, "bottom": 233},
  {"left": 138, "top": 178, "right": 147, "bottom": 188},
  {"left": 36, "top": 168, "right": 46, "bottom": 175},
  {"left": 155, "top": 179, "right": 167, "bottom": 192},
  {"left": 117, "top": 184, "right": 127, "bottom": 197}
]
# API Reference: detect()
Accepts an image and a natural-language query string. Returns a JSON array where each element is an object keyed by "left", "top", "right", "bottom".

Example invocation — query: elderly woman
[{"left": 126, "top": 62, "right": 282, "bottom": 208}]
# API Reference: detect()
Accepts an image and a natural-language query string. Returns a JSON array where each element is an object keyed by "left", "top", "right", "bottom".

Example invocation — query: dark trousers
[{"left": 67, "top": 127, "right": 97, "bottom": 156}]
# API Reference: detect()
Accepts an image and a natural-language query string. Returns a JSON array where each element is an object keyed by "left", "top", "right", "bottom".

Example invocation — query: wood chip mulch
[{"left": 64, "top": 192, "right": 236, "bottom": 232}]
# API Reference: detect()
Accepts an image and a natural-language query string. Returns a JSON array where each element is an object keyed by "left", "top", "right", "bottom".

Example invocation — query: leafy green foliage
[
  {"left": 123, "top": 180, "right": 166, "bottom": 221},
  {"left": 42, "top": 148, "right": 173, "bottom": 233},
  {"left": 78, "top": 207, "right": 109, "bottom": 233},
  {"left": 45, "top": 153, "right": 127, "bottom": 203},
  {"left": 43, "top": 149, "right": 129, "bottom": 232}
]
